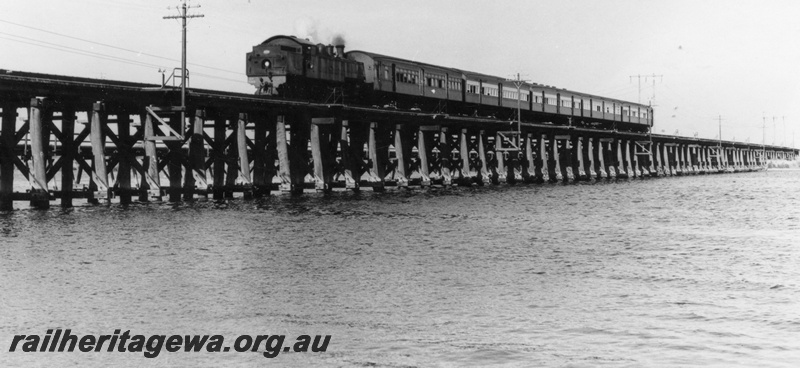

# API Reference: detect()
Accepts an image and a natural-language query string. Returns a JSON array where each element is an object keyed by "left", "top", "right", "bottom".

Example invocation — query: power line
[
  {"left": 0, "top": 17, "right": 239, "bottom": 76},
  {"left": 0, "top": 34, "right": 246, "bottom": 85},
  {"left": 629, "top": 74, "right": 663, "bottom": 105}
]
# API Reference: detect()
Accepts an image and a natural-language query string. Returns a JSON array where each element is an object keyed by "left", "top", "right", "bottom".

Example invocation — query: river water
[{"left": 1, "top": 170, "right": 799, "bottom": 367}]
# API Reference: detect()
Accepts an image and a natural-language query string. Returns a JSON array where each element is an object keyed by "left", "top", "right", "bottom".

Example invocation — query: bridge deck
[{"left": 0, "top": 70, "right": 795, "bottom": 209}]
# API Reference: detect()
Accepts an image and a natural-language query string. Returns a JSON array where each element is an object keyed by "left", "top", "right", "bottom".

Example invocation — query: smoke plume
[{"left": 294, "top": 17, "right": 346, "bottom": 45}]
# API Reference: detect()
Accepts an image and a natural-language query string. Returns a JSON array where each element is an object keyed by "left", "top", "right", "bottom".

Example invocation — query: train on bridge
[
  {"left": 0, "top": 34, "right": 794, "bottom": 211},
  {"left": 246, "top": 35, "right": 653, "bottom": 134}
]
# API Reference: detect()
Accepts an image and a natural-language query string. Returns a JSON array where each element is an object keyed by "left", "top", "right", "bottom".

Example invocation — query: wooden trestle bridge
[{"left": 0, "top": 70, "right": 796, "bottom": 210}]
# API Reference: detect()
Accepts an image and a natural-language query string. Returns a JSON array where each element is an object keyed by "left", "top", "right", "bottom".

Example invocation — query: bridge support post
[
  {"left": 507, "top": 147, "right": 519, "bottom": 184},
  {"left": 625, "top": 140, "right": 635, "bottom": 178},
  {"left": 339, "top": 121, "right": 360, "bottom": 191},
  {"left": 141, "top": 112, "right": 162, "bottom": 201},
  {"left": 663, "top": 143, "right": 672, "bottom": 176},
  {"left": 166, "top": 112, "right": 183, "bottom": 201},
  {"left": 477, "top": 130, "right": 491, "bottom": 185},
  {"left": 212, "top": 118, "right": 227, "bottom": 198},
  {"left": 672, "top": 146, "right": 681, "bottom": 176},
  {"left": 458, "top": 129, "right": 472, "bottom": 186},
  {"left": 439, "top": 127, "right": 452, "bottom": 186},
  {"left": 552, "top": 135, "right": 564, "bottom": 182},
  {"left": 738, "top": 149, "right": 744, "bottom": 171},
  {"left": 311, "top": 118, "right": 334, "bottom": 192},
  {"left": 523, "top": 133, "right": 535, "bottom": 183},
  {"left": 597, "top": 139, "right": 607, "bottom": 179},
  {"left": 566, "top": 136, "right": 576, "bottom": 182},
  {"left": 709, "top": 147, "right": 715, "bottom": 172},
  {"left": 538, "top": 133, "right": 549, "bottom": 182},
  {"left": 417, "top": 127, "right": 432, "bottom": 187},
  {"left": 276, "top": 115, "right": 292, "bottom": 193},
  {"left": 252, "top": 113, "right": 274, "bottom": 197},
  {"left": 281, "top": 114, "right": 309, "bottom": 194},
  {"left": 696, "top": 147, "right": 703, "bottom": 173},
  {"left": 604, "top": 140, "right": 616, "bottom": 178},
  {"left": 279, "top": 115, "right": 307, "bottom": 194},
  {"left": 224, "top": 118, "right": 239, "bottom": 198},
  {"left": 633, "top": 141, "right": 644, "bottom": 177},
  {"left": 576, "top": 136, "right": 587, "bottom": 180},
  {"left": 237, "top": 114, "right": 253, "bottom": 198},
  {"left": 186, "top": 109, "right": 208, "bottom": 200},
  {"left": 0, "top": 104, "right": 16, "bottom": 210},
  {"left": 60, "top": 108, "right": 76, "bottom": 207},
  {"left": 368, "top": 122, "right": 386, "bottom": 191},
  {"left": 91, "top": 102, "right": 112, "bottom": 203},
  {"left": 29, "top": 98, "right": 50, "bottom": 209},
  {"left": 587, "top": 137, "right": 597, "bottom": 179},
  {"left": 615, "top": 139, "right": 626, "bottom": 178},
  {"left": 494, "top": 132, "right": 506, "bottom": 184},
  {"left": 116, "top": 113, "right": 132, "bottom": 204},
  {"left": 393, "top": 124, "right": 410, "bottom": 188}
]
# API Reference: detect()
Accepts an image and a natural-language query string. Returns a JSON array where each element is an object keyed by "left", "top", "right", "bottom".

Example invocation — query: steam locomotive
[{"left": 246, "top": 35, "right": 653, "bottom": 133}]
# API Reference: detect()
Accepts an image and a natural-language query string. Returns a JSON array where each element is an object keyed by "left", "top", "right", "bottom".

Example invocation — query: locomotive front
[{"left": 246, "top": 35, "right": 313, "bottom": 95}]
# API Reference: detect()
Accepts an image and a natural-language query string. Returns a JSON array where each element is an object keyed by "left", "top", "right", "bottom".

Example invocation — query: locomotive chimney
[{"left": 335, "top": 44, "right": 345, "bottom": 58}]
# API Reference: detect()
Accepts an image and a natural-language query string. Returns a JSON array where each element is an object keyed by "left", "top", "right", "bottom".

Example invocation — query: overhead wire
[{"left": 0, "top": 18, "right": 241, "bottom": 76}]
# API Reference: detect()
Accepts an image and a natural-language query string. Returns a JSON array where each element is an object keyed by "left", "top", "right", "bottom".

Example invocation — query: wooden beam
[
  {"left": 524, "top": 133, "right": 535, "bottom": 182},
  {"left": 0, "top": 104, "right": 16, "bottom": 210},
  {"left": 311, "top": 120, "right": 332, "bottom": 192},
  {"left": 439, "top": 127, "right": 452, "bottom": 186},
  {"left": 368, "top": 122, "right": 386, "bottom": 191},
  {"left": 538, "top": 133, "right": 549, "bottom": 183},
  {"left": 116, "top": 113, "right": 132, "bottom": 204},
  {"left": 494, "top": 132, "right": 506, "bottom": 183},
  {"left": 552, "top": 133, "right": 564, "bottom": 182},
  {"left": 165, "top": 111, "right": 183, "bottom": 201},
  {"left": 140, "top": 112, "right": 162, "bottom": 201},
  {"left": 394, "top": 124, "right": 410, "bottom": 188},
  {"left": 251, "top": 113, "right": 273, "bottom": 196},
  {"left": 276, "top": 115, "right": 292, "bottom": 193},
  {"left": 416, "top": 128, "right": 431, "bottom": 187},
  {"left": 458, "top": 129, "right": 472, "bottom": 186},
  {"left": 288, "top": 114, "right": 309, "bottom": 194},
  {"left": 224, "top": 118, "right": 239, "bottom": 198},
  {"left": 477, "top": 130, "right": 491, "bottom": 185},
  {"left": 29, "top": 98, "right": 50, "bottom": 208},
  {"left": 339, "top": 122, "right": 359, "bottom": 190},
  {"left": 186, "top": 109, "right": 208, "bottom": 200},
  {"left": 212, "top": 118, "right": 226, "bottom": 199},
  {"left": 236, "top": 114, "right": 253, "bottom": 197}
]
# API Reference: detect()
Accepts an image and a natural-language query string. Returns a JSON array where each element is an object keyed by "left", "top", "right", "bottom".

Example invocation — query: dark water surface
[{"left": 1, "top": 170, "right": 799, "bottom": 367}]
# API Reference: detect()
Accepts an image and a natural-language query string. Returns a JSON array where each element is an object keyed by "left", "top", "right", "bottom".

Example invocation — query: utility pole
[
  {"left": 501, "top": 73, "right": 530, "bottom": 150},
  {"left": 772, "top": 116, "right": 776, "bottom": 145},
  {"left": 762, "top": 115, "right": 766, "bottom": 149},
  {"left": 505, "top": 73, "right": 529, "bottom": 134},
  {"left": 164, "top": 0, "right": 204, "bottom": 132},
  {"left": 782, "top": 116, "right": 786, "bottom": 146},
  {"left": 629, "top": 74, "right": 662, "bottom": 105},
  {"left": 717, "top": 115, "right": 723, "bottom": 147}
]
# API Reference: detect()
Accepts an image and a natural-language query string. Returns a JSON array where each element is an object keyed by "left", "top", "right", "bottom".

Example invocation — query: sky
[{"left": 2, "top": 0, "right": 799, "bottom": 147}]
